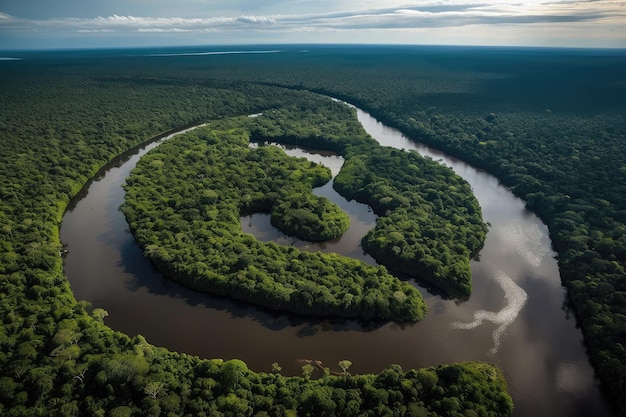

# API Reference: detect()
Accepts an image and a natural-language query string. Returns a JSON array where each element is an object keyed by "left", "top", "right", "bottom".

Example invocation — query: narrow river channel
[{"left": 61, "top": 104, "right": 612, "bottom": 417}]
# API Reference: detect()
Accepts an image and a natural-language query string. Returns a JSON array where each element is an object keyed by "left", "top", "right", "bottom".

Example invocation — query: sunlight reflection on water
[
  {"left": 499, "top": 220, "right": 548, "bottom": 268},
  {"left": 452, "top": 269, "right": 528, "bottom": 355}
]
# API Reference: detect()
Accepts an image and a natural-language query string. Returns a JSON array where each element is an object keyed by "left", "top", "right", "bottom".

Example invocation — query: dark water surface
[
  {"left": 242, "top": 144, "right": 378, "bottom": 264},
  {"left": 61, "top": 106, "right": 612, "bottom": 417}
]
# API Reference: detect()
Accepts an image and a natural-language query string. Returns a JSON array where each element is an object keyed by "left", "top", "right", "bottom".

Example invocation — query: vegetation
[
  {"left": 122, "top": 91, "right": 485, "bottom": 319},
  {"left": 1, "top": 318, "right": 514, "bottom": 417},
  {"left": 0, "top": 50, "right": 510, "bottom": 416},
  {"left": 5, "top": 43, "right": 623, "bottom": 416},
  {"left": 40, "top": 45, "right": 626, "bottom": 413},
  {"left": 121, "top": 115, "right": 426, "bottom": 322},
  {"left": 196, "top": 45, "right": 626, "bottom": 415},
  {"left": 269, "top": 191, "right": 350, "bottom": 241},
  {"left": 248, "top": 101, "right": 487, "bottom": 298},
  {"left": 334, "top": 146, "right": 486, "bottom": 298}
]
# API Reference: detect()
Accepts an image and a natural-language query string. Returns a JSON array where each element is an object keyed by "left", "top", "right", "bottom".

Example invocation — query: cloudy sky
[{"left": 0, "top": 0, "right": 624, "bottom": 49}]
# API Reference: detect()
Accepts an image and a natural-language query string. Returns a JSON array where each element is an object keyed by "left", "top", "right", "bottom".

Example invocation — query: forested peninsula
[
  {"left": 0, "top": 50, "right": 512, "bottom": 416},
  {"left": 121, "top": 114, "right": 425, "bottom": 322},
  {"left": 121, "top": 95, "right": 486, "bottom": 321}
]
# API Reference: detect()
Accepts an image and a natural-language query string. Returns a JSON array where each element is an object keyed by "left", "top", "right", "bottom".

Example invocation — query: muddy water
[
  {"left": 242, "top": 144, "right": 378, "bottom": 265},
  {"left": 61, "top": 106, "right": 612, "bottom": 417}
]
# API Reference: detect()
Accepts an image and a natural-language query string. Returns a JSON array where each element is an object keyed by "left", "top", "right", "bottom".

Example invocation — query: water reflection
[
  {"left": 452, "top": 269, "right": 528, "bottom": 356},
  {"left": 498, "top": 219, "right": 549, "bottom": 268}
]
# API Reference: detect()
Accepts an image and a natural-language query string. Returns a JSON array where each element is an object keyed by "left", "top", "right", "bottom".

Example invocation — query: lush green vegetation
[
  {"left": 121, "top": 114, "right": 426, "bottom": 322},
  {"left": 1, "top": 315, "right": 513, "bottom": 417},
  {"left": 334, "top": 146, "right": 486, "bottom": 298},
  {"left": 269, "top": 191, "right": 350, "bottom": 241},
  {"left": 122, "top": 92, "right": 486, "bottom": 318},
  {"left": 247, "top": 101, "right": 487, "bottom": 298},
  {"left": 0, "top": 51, "right": 511, "bottom": 416},
  {"left": 194, "top": 45, "right": 626, "bottom": 415}
]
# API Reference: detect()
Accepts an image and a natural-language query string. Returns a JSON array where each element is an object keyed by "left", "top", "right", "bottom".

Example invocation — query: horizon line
[{"left": 2, "top": 42, "right": 626, "bottom": 53}]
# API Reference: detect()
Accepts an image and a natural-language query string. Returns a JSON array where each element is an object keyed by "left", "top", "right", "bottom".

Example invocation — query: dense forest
[
  {"left": 186, "top": 45, "right": 626, "bottom": 415},
  {"left": 249, "top": 101, "right": 486, "bottom": 298},
  {"left": 121, "top": 113, "right": 427, "bottom": 322},
  {"left": 1, "top": 45, "right": 624, "bottom": 415},
  {"left": 121, "top": 94, "right": 486, "bottom": 320},
  {"left": 333, "top": 145, "right": 486, "bottom": 298},
  {"left": 0, "top": 50, "right": 514, "bottom": 416}
]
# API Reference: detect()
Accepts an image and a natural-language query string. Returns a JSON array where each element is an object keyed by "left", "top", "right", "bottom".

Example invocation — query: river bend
[{"left": 61, "top": 104, "right": 611, "bottom": 417}]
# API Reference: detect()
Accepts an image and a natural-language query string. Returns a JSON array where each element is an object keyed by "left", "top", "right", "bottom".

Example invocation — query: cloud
[
  {"left": 78, "top": 29, "right": 114, "bottom": 33},
  {"left": 280, "top": 2, "right": 626, "bottom": 29},
  {"left": 236, "top": 15, "right": 276, "bottom": 25},
  {"left": 61, "top": 14, "right": 276, "bottom": 32},
  {"left": 2, "top": 1, "right": 624, "bottom": 32},
  {"left": 0, "top": 1, "right": 624, "bottom": 47},
  {"left": 137, "top": 28, "right": 192, "bottom": 33}
]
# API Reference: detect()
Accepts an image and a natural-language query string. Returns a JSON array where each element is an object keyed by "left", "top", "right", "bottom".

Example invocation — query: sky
[{"left": 0, "top": 0, "right": 624, "bottom": 50}]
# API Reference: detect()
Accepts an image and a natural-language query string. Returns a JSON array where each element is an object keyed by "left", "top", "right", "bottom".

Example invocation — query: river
[{"left": 61, "top": 105, "right": 612, "bottom": 417}]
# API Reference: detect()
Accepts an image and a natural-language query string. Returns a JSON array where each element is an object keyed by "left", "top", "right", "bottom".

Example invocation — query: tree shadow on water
[{"left": 116, "top": 236, "right": 387, "bottom": 336}]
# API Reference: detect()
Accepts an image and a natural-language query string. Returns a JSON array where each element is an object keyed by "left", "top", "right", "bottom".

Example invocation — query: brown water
[
  {"left": 242, "top": 144, "right": 378, "bottom": 264},
  {"left": 61, "top": 105, "right": 613, "bottom": 417}
]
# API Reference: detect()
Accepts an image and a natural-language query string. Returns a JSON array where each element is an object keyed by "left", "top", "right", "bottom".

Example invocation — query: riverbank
[{"left": 61, "top": 97, "right": 611, "bottom": 417}]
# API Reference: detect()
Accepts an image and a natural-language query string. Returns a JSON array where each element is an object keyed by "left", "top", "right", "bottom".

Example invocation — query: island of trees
[
  {"left": 269, "top": 191, "right": 350, "bottom": 242},
  {"left": 0, "top": 50, "right": 512, "bottom": 416},
  {"left": 121, "top": 115, "right": 426, "bottom": 322},
  {"left": 249, "top": 100, "right": 487, "bottom": 299},
  {"left": 121, "top": 95, "right": 486, "bottom": 323},
  {"left": 334, "top": 146, "right": 486, "bottom": 298}
]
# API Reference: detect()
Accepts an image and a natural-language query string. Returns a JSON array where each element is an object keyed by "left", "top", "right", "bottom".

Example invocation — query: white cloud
[
  {"left": 137, "top": 28, "right": 192, "bottom": 33},
  {"left": 0, "top": 1, "right": 624, "bottom": 48},
  {"left": 236, "top": 15, "right": 276, "bottom": 25}
]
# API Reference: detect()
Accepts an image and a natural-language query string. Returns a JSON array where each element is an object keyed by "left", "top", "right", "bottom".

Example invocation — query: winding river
[{"left": 61, "top": 105, "right": 612, "bottom": 417}]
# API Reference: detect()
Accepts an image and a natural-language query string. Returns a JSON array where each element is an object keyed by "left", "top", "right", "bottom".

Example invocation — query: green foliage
[
  {"left": 270, "top": 192, "right": 350, "bottom": 241},
  {"left": 121, "top": 113, "right": 427, "bottom": 322},
  {"left": 338, "top": 360, "right": 353, "bottom": 376},
  {"left": 11, "top": 48, "right": 604, "bottom": 417},
  {"left": 335, "top": 147, "right": 486, "bottom": 298},
  {"left": 279, "top": 49, "right": 626, "bottom": 413},
  {"left": 187, "top": 46, "right": 626, "bottom": 414},
  {"left": 221, "top": 359, "right": 248, "bottom": 392}
]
